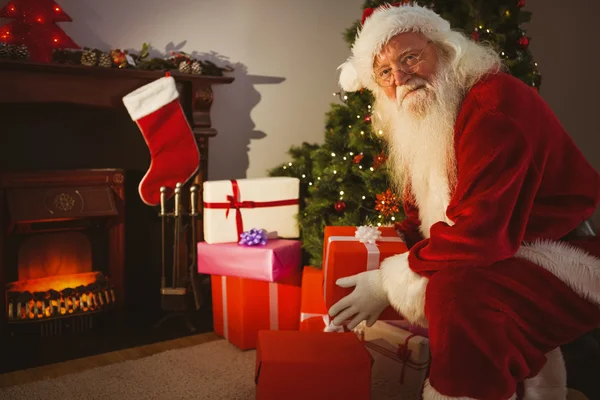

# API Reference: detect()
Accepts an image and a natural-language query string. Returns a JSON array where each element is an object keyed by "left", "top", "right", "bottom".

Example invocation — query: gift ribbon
[
  {"left": 322, "top": 228, "right": 403, "bottom": 301},
  {"left": 300, "top": 312, "right": 344, "bottom": 333},
  {"left": 204, "top": 180, "right": 299, "bottom": 237},
  {"left": 397, "top": 333, "right": 417, "bottom": 384},
  {"left": 363, "top": 333, "right": 428, "bottom": 384},
  {"left": 221, "top": 276, "right": 279, "bottom": 339}
]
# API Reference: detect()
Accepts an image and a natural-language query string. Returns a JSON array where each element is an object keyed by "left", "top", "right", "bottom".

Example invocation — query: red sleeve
[
  {"left": 395, "top": 185, "right": 424, "bottom": 249},
  {"left": 408, "top": 110, "right": 541, "bottom": 276}
]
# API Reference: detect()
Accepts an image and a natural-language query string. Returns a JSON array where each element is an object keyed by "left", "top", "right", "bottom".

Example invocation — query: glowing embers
[{"left": 6, "top": 271, "right": 116, "bottom": 322}]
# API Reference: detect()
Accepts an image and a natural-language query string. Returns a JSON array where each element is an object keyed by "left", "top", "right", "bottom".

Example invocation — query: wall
[
  {"left": 525, "top": 0, "right": 600, "bottom": 225},
  {"left": 4, "top": 0, "right": 363, "bottom": 180},
  {"left": 2, "top": 0, "right": 598, "bottom": 221}
]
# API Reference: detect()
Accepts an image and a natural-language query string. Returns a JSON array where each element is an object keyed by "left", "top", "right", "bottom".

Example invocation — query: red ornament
[
  {"left": 374, "top": 189, "right": 400, "bottom": 217},
  {"left": 334, "top": 201, "right": 346, "bottom": 212},
  {"left": 471, "top": 30, "right": 480, "bottom": 41},
  {"left": 353, "top": 154, "right": 364, "bottom": 164},
  {"left": 111, "top": 49, "right": 128, "bottom": 68},
  {"left": 0, "top": 0, "right": 80, "bottom": 63},
  {"left": 517, "top": 0, "right": 526, "bottom": 7},
  {"left": 364, "top": 115, "right": 371, "bottom": 124},
  {"left": 372, "top": 152, "right": 387, "bottom": 169},
  {"left": 518, "top": 36, "right": 530, "bottom": 49}
]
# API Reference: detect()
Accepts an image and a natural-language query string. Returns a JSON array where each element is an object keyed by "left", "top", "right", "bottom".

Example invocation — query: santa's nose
[{"left": 393, "top": 69, "right": 411, "bottom": 86}]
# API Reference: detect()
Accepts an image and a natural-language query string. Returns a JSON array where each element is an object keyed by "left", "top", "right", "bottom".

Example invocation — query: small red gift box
[
  {"left": 322, "top": 226, "right": 407, "bottom": 321},
  {"left": 255, "top": 330, "right": 373, "bottom": 400},
  {"left": 211, "top": 273, "right": 301, "bottom": 350}
]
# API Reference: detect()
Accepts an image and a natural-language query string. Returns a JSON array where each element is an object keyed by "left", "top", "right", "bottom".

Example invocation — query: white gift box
[
  {"left": 362, "top": 321, "right": 430, "bottom": 400},
  {"left": 202, "top": 177, "right": 300, "bottom": 244}
]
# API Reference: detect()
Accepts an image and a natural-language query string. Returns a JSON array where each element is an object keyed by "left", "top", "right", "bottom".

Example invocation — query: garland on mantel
[{"left": 0, "top": 42, "right": 234, "bottom": 77}]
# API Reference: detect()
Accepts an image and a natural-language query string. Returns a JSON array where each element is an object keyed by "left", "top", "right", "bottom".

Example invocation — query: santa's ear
[{"left": 338, "top": 59, "right": 363, "bottom": 92}]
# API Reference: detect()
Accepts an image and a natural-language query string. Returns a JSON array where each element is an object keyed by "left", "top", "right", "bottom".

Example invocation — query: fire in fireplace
[
  {"left": 0, "top": 169, "right": 125, "bottom": 336},
  {"left": 6, "top": 271, "right": 116, "bottom": 321}
]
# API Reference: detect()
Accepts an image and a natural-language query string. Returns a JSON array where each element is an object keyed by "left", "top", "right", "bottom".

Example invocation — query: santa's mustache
[{"left": 396, "top": 77, "right": 431, "bottom": 103}]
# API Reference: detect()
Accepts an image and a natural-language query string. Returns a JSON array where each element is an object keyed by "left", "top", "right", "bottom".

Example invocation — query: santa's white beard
[{"left": 375, "top": 64, "right": 463, "bottom": 237}]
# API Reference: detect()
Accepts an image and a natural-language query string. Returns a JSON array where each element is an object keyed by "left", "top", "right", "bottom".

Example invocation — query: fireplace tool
[{"left": 155, "top": 182, "right": 202, "bottom": 332}]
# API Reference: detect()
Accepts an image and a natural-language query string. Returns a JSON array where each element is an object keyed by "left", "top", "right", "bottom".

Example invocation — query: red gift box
[
  {"left": 211, "top": 273, "right": 301, "bottom": 350},
  {"left": 322, "top": 226, "right": 407, "bottom": 321},
  {"left": 299, "top": 266, "right": 343, "bottom": 332},
  {"left": 255, "top": 330, "right": 372, "bottom": 400}
]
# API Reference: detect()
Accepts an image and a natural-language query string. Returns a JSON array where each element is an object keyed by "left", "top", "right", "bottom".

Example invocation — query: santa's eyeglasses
[{"left": 373, "top": 41, "right": 433, "bottom": 87}]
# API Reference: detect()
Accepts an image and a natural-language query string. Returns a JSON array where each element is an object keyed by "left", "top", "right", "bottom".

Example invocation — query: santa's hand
[{"left": 328, "top": 269, "right": 389, "bottom": 331}]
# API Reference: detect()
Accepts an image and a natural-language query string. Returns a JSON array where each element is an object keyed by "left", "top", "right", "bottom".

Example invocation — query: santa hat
[{"left": 338, "top": 2, "right": 450, "bottom": 92}]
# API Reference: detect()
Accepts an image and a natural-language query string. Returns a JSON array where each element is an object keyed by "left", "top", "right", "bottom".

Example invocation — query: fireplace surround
[
  {"left": 1, "top": 169, "right": 124, "bottom": 335},
  {"left": 0, "top": 59, "right": 234, "bottom": 338}
]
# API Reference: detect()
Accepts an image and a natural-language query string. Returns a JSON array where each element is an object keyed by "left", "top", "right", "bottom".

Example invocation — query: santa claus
[{"left": 328, "top": 3, "right": 600, "bottom": 400}]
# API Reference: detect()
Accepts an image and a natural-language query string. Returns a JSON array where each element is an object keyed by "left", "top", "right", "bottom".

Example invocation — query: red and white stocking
[{"left": 122, "top": 74, "right": 199, "bottom": 206}]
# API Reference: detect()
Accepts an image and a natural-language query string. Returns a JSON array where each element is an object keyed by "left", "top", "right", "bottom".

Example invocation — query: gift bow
[
  {"left": 355, "top": 225, "right": 382, "bottom": 244},
  {"left": 204, "top": 180, "right": 299, "bottom": 237}
]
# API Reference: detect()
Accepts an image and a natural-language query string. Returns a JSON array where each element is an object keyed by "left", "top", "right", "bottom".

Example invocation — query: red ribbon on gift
[
  {"left": 203, "top": 180, "right": 299, "bottom": 237},
  {"left": 397, "top": 333, "right": 417, "bottom": 384}
]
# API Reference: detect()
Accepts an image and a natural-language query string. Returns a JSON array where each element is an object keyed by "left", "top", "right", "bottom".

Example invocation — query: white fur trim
[
  {"left": 338, "top": 60, "right": 363, "bottom": 92},
  {"left": 122, "top": 76, "right": 179, "bottom": 121},
  {"left": 522, "top": 348, "right": 567, "bottom": 400},
  {"left": 422, "top": 378, "right": 516, "bottom": 400},
  {"left": 347, "top": 4, "right": 450, "bottom": 91},
  {"left": 379, "top": 252, "right": 429, "bottom": 327},
  {"left": 515, "top": 239, "right": 600, "bottom": 307}
]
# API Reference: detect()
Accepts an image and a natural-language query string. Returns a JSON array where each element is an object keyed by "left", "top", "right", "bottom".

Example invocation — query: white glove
[{"left": 328, "top": 269, "right": 389, "bottom": 331}]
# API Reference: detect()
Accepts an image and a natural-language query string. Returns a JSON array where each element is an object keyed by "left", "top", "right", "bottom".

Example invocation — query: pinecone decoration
[
  {"left": 0, "top": 43, "right": 9, "bottom": 59},
  {"left": 178, "top": 60, "right": 191, "bottom": 74},
  {"left": 11, "top": 44, "right": 29, "bottom": 60},
  {"left": 81, "top": 48, "right": 98, "bottom": 66},
  {"left": 98, "top": 52, "right": 112, "bottom": 68},
  {"left": 191, "top": 60, "right": 203, "bottom": 75}
]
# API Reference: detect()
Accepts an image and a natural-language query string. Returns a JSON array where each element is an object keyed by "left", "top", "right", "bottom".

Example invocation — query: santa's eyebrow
[{"left": 374, "top": 46, "right": 417, "bottom": 70}]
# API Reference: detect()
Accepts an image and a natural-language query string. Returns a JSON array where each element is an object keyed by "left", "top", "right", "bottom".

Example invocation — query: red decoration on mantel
[{"left": 0, "top": 0, "right": 80, "bottom": 62}]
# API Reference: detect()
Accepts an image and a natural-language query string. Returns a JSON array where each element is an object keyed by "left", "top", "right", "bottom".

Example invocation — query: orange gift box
[
  {"left": 322, "top": 226, "right": 407, "bottom": 321},
  {"left": 255, "top": 330, "right": 372, "bottom": 400},
  {"left": 211, "top": 273, "right": 301, "bottom": 350}
]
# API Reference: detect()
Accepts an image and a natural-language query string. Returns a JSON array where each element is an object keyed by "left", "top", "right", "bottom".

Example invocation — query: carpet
[
  {"left": 0, "top": 338, "right": 589, "bottom": 400},
  {"left": 1, "top": 339, "right": 256, "bottom": 400}
]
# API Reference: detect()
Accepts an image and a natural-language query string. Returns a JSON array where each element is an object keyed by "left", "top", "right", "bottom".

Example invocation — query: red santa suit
[
  {"left": 338, "top": 4, "right": 600, "bottom": 399},
  {"left": 382, "top": 71, "right": 600, "bottom": 400}
]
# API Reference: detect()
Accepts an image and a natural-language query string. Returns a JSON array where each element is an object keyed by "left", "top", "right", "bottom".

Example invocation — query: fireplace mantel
[{"left": 0, "top": 59, "right": 234, "bottom": 138}]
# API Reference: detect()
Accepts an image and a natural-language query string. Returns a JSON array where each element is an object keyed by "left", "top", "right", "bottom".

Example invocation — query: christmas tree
[
  {"left": 0, "top": 0, "right": 80, "bottom": 62},
  {"left": 268, "top": 0, "right": 541, "bottom": 267}
]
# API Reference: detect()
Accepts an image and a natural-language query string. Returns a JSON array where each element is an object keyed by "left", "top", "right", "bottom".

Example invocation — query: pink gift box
[{"left": 197, "top": 239, "right": 301, "bottom": 282}]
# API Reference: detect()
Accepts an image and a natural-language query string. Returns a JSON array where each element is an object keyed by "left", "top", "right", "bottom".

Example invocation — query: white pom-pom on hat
[{"left": 338, "top": 59, "right": 363, "bottom": 92}]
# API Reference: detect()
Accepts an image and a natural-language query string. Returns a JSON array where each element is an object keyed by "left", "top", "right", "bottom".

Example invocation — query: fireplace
[
  {"left": 0, "top": 169, "right": 125, "bottom": 335},
  {"left": 0, "top": 60, "right": 233, "bottom": 346}
]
